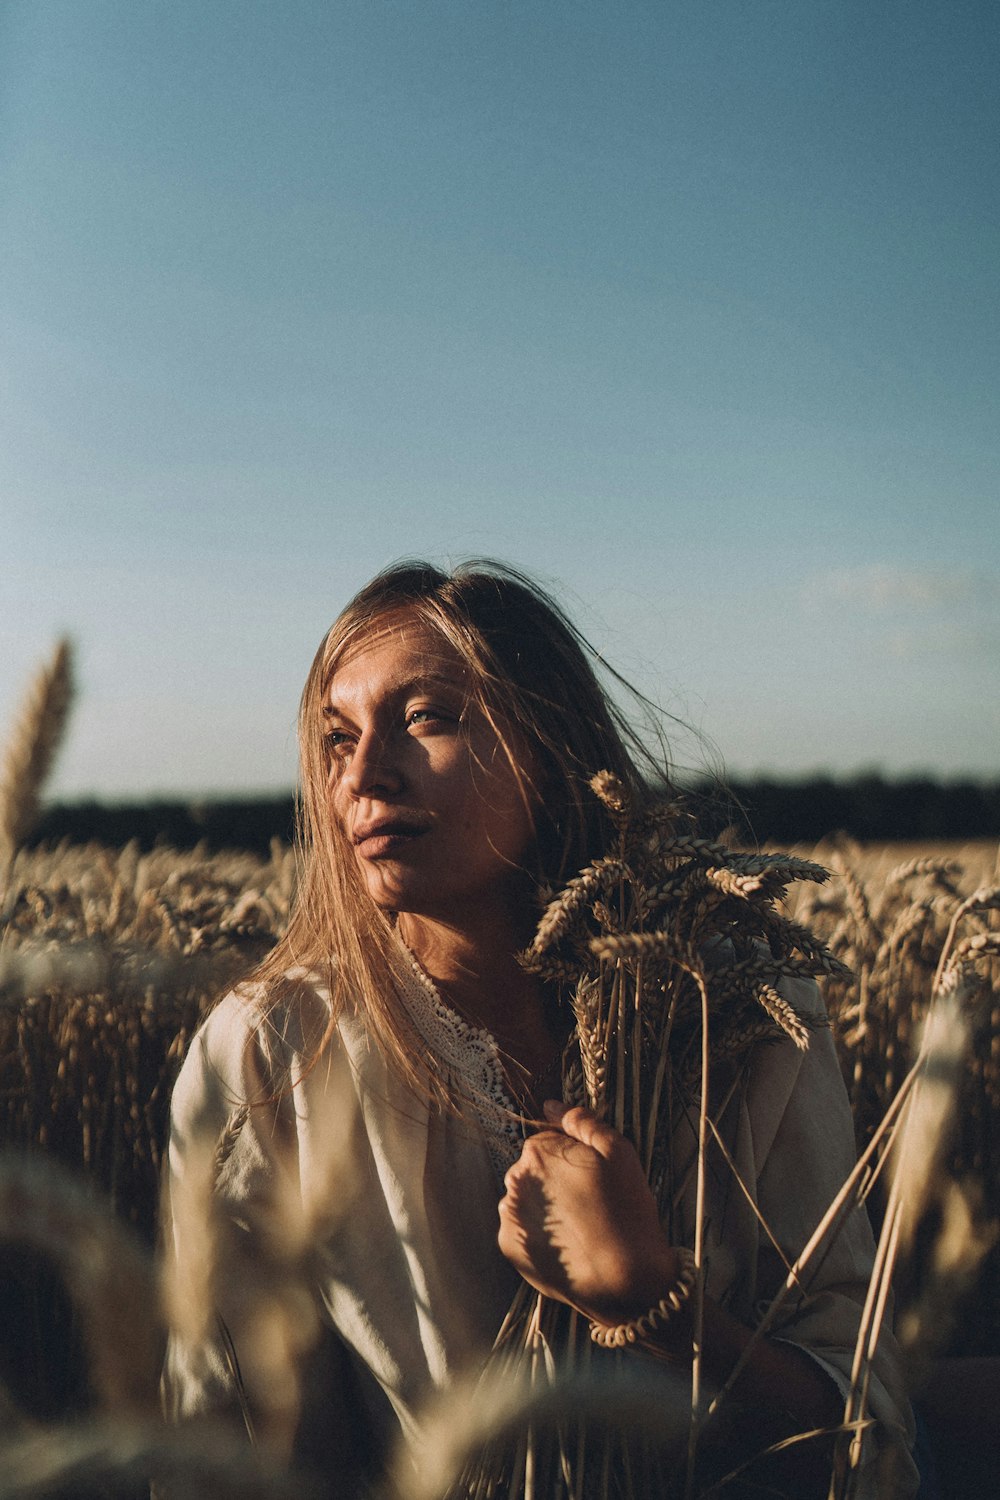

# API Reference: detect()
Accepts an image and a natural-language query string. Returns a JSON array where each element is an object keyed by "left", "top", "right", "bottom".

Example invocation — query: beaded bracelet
[{"left": 589, "top": 1248, "right": 698, "bottom": 1348}]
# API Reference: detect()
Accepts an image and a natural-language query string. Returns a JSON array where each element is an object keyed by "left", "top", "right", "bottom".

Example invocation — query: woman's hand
[
  {"left": 497, "top": 1102, "right": 683, "bottom": 1332},
  {"left": 498, "top": 1102, "right": 843, "bottom": 1486}
]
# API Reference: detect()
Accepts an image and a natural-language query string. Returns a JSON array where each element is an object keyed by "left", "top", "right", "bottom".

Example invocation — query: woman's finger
[{"left": 544, "top": 1102, "right": 622, "bottom": 1158}]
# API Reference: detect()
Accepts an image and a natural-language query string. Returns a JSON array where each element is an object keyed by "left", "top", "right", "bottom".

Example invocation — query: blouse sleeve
[
  {"left": 161, "top": 981, "right": 365, "bottom": 1467},
  {"left": 161, "top": 989, "right": 297, "bottom": 1449},
  {"left": 745, "top": 976, "right": 918, "bottom": 1497}
]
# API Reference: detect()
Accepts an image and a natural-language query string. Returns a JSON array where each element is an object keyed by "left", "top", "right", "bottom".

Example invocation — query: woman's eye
[
  {"left": 325, "top": 730, "right": 355, "bottom": 755},
  {"left": 405, "top": 706, "right": 456, "bottom": 730}
]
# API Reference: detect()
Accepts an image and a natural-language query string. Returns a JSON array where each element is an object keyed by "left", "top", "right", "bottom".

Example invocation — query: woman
[{"left": 163, "top": 561, "right": 916, "bottom": 1496}]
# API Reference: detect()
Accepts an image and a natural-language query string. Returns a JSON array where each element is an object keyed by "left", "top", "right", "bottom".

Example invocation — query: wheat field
[
  {"left": 4, "top": 836, "right": 994, "bottom": 1244},
  {"left": 0, "top": 833, "right": 997, "bottom": 1496}
]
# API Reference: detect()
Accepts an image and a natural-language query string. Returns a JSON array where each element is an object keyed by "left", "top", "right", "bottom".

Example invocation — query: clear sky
[{"left": 2, "top": 0, "right": 997, "bottom": 797}]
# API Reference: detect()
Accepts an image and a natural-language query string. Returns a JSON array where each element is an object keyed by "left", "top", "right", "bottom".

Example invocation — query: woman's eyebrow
[{"left": 322, "top": 673, "right": 468, "bottom": 717}]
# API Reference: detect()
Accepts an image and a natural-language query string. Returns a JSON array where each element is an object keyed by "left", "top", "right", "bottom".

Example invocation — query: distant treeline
[
  {"left": 27, "top": 776, "right": 1000, "bottom": 855},
  {"left": 30, "top": 796, "right": 297, "bottom": 857},
  {"left": 698, "top": 775, "right": 1000, "bottom": 845}
]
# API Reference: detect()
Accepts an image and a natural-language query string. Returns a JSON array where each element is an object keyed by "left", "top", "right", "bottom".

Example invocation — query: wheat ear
[{"left": 0, "top": 639, "right": 75, "bottom": 876}]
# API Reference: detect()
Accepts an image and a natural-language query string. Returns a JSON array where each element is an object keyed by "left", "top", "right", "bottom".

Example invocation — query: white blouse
[{"left": 162, "top": 945, "right": 917, "bottom": 1495}]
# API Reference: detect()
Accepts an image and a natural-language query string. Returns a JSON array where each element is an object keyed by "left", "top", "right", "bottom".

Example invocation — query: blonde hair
[{"left": 257, "top": 560, "right": 671, "bottom": 1103}]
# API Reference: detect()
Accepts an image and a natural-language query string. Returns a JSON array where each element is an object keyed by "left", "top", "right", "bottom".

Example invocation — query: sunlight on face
[{"left": 325, "top": 613, "right": 537, "bottom": 925}]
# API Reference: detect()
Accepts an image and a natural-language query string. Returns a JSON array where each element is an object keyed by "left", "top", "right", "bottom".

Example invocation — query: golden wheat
[
  {"left": 0, "top": 641, "right": 74, "bottom": 884},
  {"left": 0, "top": 825, "right": 996, "bottom": 1497},
  {"left": 456, "top": 774, "right": 872, "bottom": 1498}
]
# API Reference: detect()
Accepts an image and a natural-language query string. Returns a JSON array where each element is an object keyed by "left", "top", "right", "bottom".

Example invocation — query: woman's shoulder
[{"left": 170, "top": 967, "right": 339, "bottom": 1129}]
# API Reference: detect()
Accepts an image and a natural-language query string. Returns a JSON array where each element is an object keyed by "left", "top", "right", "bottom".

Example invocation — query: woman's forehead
[{"left": 326, "top": 610, "right": 472, "bottom": 699}]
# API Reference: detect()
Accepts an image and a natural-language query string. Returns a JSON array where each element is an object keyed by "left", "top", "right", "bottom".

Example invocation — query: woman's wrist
[
  {"left": 583, "top": 1244, "right": 695, "bottom": 1340},
  {"left": 589, "top": 1247, "right": 698, "bottom": 1350}
]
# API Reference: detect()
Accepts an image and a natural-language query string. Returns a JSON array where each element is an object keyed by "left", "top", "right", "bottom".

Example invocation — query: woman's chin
[{"left": 361, "top": 873, "right": 430, "bottom": 916}]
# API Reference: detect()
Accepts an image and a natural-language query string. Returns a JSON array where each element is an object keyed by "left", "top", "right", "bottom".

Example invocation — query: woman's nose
[{"left": 341, "top": 727, "right": 404, "bottom": 798}]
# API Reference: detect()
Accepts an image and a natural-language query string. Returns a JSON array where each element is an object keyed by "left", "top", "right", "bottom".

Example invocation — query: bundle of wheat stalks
[
  {"left": 447, "top": 772, "right": 849, "bottom": 1499},
  {"left": 1, "top": 643, "right": 998, "bottom": 1498},
  {"left": 434, "top": 781, "right": 999, "bottom": 1500}
]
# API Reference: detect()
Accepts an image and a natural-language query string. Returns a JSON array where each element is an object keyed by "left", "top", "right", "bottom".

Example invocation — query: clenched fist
[{"left": 497, "top": 1101, "right": 687, "bottom": 1336}]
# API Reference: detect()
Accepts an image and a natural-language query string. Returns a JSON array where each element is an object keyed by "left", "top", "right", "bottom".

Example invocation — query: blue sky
[{"left": 2, "top": 1, "right": 997, "bottom": 796}]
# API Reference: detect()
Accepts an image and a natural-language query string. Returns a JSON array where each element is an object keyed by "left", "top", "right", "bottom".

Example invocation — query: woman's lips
[{"left": 352, "top": 822, "right": 428, "bottom": 858}]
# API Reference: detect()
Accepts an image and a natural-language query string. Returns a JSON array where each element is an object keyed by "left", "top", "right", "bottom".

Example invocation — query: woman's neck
[{"left": 397, "top": 908, "right": 562, "bottom": 1074}]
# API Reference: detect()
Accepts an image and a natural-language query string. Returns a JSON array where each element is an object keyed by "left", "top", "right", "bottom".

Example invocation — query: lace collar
[{"left": 392, "top": 941, "right": 525, "bottom": 1179}]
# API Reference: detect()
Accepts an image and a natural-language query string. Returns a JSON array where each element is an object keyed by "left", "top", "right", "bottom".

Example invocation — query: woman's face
[{"left": 324, "top": 612, "right": 537, "bottom": 926}]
